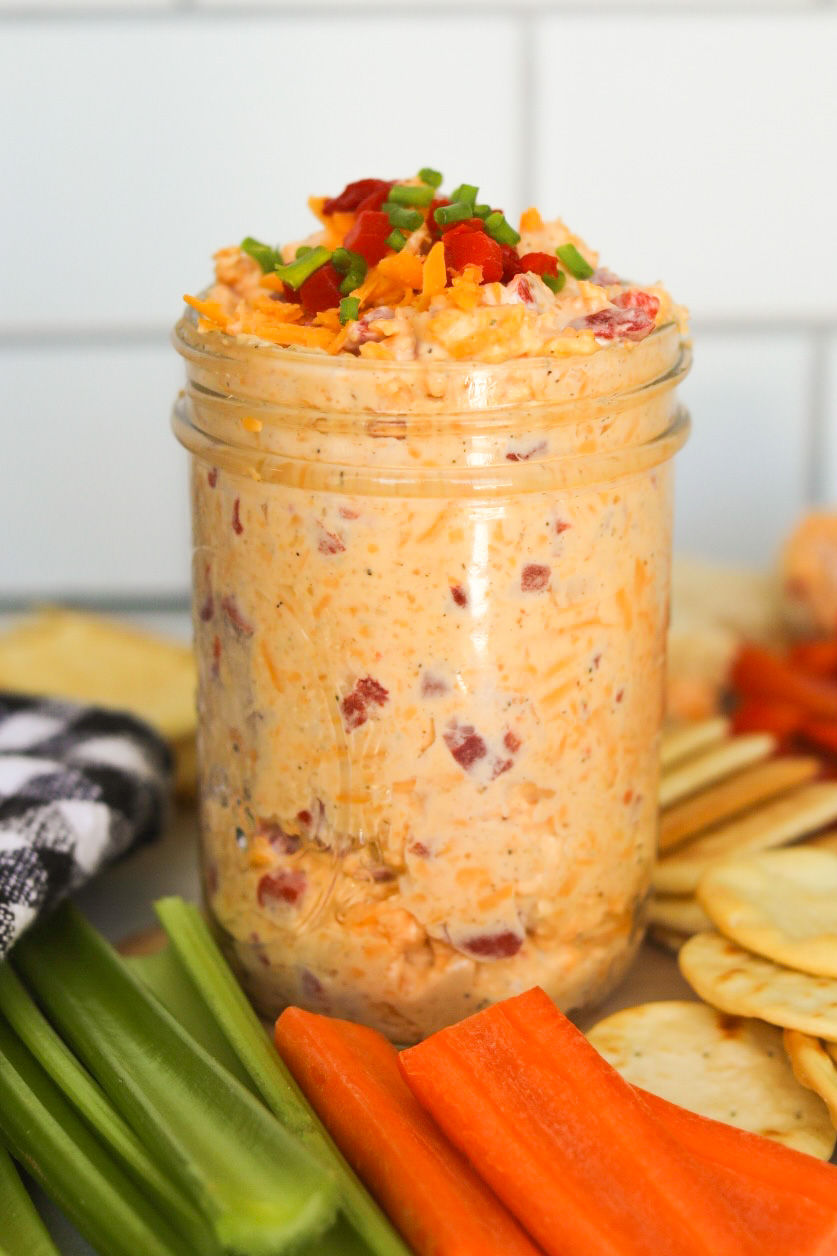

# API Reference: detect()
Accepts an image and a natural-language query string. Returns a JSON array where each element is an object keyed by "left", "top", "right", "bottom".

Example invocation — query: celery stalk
[
  {"left": 0, "top": 962, "right": 220, "bottom": 1256},
  {"left": 0, "top": 1144, "right": 59, "bottom": 1256},
  {"left": 128, "top": 945, "right": 256, "bottom": 1095},
  {"left": 15, "top": 904, "right": 338, "bottom": 1256},
  {"left": 0, "top": 1017, "right": 192, "bottom": 1256},
  {"left": 155, "top": 897, "right": 410, "bottom": 1256}
]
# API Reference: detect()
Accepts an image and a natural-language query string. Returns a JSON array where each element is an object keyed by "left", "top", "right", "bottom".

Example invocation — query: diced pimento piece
[
  {"left": 506, "top": 440, "right": 547, "bottom": 462},
  {"left": 256, "top": 817, "right": 301, "bottom": 855},
  {"left": 616, "top": 688, "right": 625, "bottom": 703},
  {"left": 590, "top": 267, "right": 622, "bottom": 286},
  {"left": 298, "top": 263, "right": 343, "bottom": 314},
  {"left": 573, "top": 305, "right": 656, "bottom": 342},
  {"left": 507, "top": 275, "right": 535, "bottom": 308},
  {"left": 343, "top": 211, "right": 392, "bottom": 267},
  {"left": 450, "top": 584, "right": 468, "bottom": 607},
  {"left": 421, "top": 672, "right": 448, "bottom": 697},
  {"left": 555, "top": 520, "right": 571, "bottom": 535},
  {"left": 518, "top": 251, "right": 559, "bottom": 279},
  {"left": 500, "top": 244, "right": 523, "bottom": 283},
  {"left": 211, "top": 634, "right": 221, "bottom": 677},
  {"left": 356, "top": 676, "right": 389, "bottom": 707},
  {"left": 232, "top": 498, "right": 244, "bottom": 534},
  {"left": 408, "top": 840, "right": 431, "bottom": 858},
  {"left": 341, "top": 692, "right": 367, "bottom": 731},
  {"left": 300, "top": 969, "right": 324, "bottom": 998},
  {"left": 199, "top": 593, "right": 214, "bottom": 622},
  {"left": 504, "top": 730, "right": 522, "bottom": 753},
  {"left": 221, "top": 595, "right": 254, "bottom": 637},
  {"left": 207, "top": 467, "right": 218, "bottom": 487},
  {"left": 444, "top": 721, "right": 488, "bottom": 770},
  {"left": 257, "top": 868, "right": 307, "bottom": 907},
  {"left": 317, "top": 523, "right": 346, "bottom": 555},
  {"left": 322, "top": 178, "right": 391, "bottom": 215},
  {"left": 443, "top": 224, "right": 503, "bottom": 284},
  {"left": 521, "top": 564, "right": 551, "bottom": 592},
  {"left": 338, "top": 505, "right": 359, "bottom": 520},
  {"left": 491, "top": 757, "right": 514, "bottom": 780},
  {"left": 461, "top": 930, "right": 523, "bottom": 959},
  {"left": 613, "top": 290, "right": 660, "bottom": 321}
]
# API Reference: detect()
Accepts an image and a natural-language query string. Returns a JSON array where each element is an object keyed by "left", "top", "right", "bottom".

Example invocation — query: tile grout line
[{"left": 805, "top": 329, "right": 830, "bottom": 504}]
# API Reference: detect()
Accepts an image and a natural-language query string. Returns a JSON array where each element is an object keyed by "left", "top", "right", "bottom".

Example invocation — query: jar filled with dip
[{"left": 173, "top": 175, "right": 690, "bottom": 1043}]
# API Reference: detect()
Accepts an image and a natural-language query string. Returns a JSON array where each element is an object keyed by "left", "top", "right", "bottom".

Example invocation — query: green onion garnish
[
  {"left": 0, "top": 1144, "right": 59, "bottom": 1256},
  {"left": 295, "top": 245, "right": 313, "bottom": 259},
  {"left": 472, "top": 204, "right": 492, "bottom": 219},
  {"left": 484, "top": 212, "right": 521, "bottom": 246},
  {"left": 154, "top": 898, "right": 410, "bottom": 1256},
  {"left": 331, "top": 248, "right": 367, "bottom": 295},
  {"left": 450, "top": 184, "right": 478, "bottom": 207},
  {"left": 543, "top": 272, "right": 567, "bottom": 295},
  {"left": 418, "top": 167, "right": 443, "bottom": 188},
  {"left": 339, "top": 297, "right": 360, "bottom": 324},
  {"left": 433, "top": 202, "right": 472, "bottom": 226},
  {"left": 241, "top": 237, "right": 281, "bottom": 274},
  {"left": 15, "top": 904, "right": 338, "bottom": 1255},
  {"left": 274, "top": 245, "right": 332, "bottom": 290},
  {"left": 556, "top": 243, "right": 594, "bottom": 279},
  {"left": 386, "top": 229, "right": 408, "bottom": 252},
  {"left": 387, "top": 184, "right": 435, "bottom": 207},
  {"left": 382, "top": 203, "right": 423, "bottom": 231}
]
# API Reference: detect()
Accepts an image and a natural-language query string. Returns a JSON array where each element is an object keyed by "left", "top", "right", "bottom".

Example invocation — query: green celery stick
[
  {"left": 0, "top": 961, "right": 220, "bottom": 1256},
  {"left": 0, "top": 1017, "right": 192, "bottom": 1256},
  {"left": 128, "top": 945, "right": 256, "bottom": 1095},
  {"left": 15, "top": 904, "right": 338, "bottom": 1256},
  {"left": 155, "top": 897, "right": 410, "bottom": 1256},
  {"left": 0, "top": 1143, "right": 59, "bottom": 1256}
]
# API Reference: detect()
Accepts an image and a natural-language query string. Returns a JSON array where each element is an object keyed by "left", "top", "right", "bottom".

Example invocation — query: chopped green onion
[
  {"left": 295, "top": 245, "right": 313, "bottom": 259},
  {"left": 543, "top": 271, "right": 567, "bottom": 295},
  {"left": 339, "top": 297, "right": 360, "bottom": 324},
  {"left": 382, "top": 203, "right": 423, "bottom": 232},
  {"left": 0, "top": 1014, "right": 192, "bottom": 1256},
  {"left": 418, "top": 167, "right": 443, "bottom": 188},
  {"left": 331, "top": 248, "right": 368, "bottom": 295},
  {"left": 155, "top": 897, "right": 410, "bottom": 1256},
  {"left": 472, "top": 204, "right": 492, "bottom": 219},
  {"left": 484, "top": 212, "right": 521, "bottom": 246},
  {"left": 15, "top": 904, "right": 338, "bottom": 1256},
  {"left": 387, "top": 183, "right": 435, "bottom": 207},
  {"left": 433, "top": 202, "right": 472, "bottom": 226},
  {"left": 0, "top": 1144, "right": 59, "bottom": 1256},
  {"left": 450, "top": 184, "right": 478, "bottom": 206},
  {"left": 0, "top": 962, "right": 218, "bottom": 1255},
  {"left": 241, "top": 237, "right": 281, "bottom": 274},
  {"left": 274, "top": 246, "right": 332, "bottom": 290},
  {"left": 556, "top": 243, "right": 594, "bottom": 279},
  {"left": 385, "top": 229, "right": 408, "bottom": 252}
]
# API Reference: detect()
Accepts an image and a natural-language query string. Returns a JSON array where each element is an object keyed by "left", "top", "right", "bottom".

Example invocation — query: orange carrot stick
[
  {"left": 635, "top": 1086, "right": 837, "bottom": 1215},
  {"left": 274, "top": 1008, "right": 542, "bottom": 1256},
  {"left": 730, "top": 644, "right": 837, "bottom": 721},
  {"left": 400, "top": 987, "right": 761, "bottom": 1256},
  {"left": 788, "top": 639, "right": 837, "bottom": 678}
]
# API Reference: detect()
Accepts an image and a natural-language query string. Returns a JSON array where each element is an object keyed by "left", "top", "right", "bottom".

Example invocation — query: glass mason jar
[{"left": 173, "top": 312, "right": 690, "bottom": 1043}]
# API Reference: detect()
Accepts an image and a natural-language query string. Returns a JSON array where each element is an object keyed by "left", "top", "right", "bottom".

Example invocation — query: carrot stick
[
  {"left": 788, "top": 639, "right": 837, "bottom": 679},
  {"left": 274, "top": 1008, "right": 542, "bottom": 1256},
  {"left": 635, "top": 1086, "right": 837, "bottom": 1215},
  {"left": 400, "top": 987, "right": 761, "bottom": 1256},
  {"left": 730, "top": 698, "right": 805, "bottom": 741},
  {"left": 730, "top": 644, "right": 837, "bottom": 721}
]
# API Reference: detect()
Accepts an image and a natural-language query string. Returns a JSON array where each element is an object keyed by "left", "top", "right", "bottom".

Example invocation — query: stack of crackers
[
  {"left": 651, "top": 717, "right": 837, "bottom": 950},
  {"left": 0, "top": 609, "right": 197, "bottom": 796}
]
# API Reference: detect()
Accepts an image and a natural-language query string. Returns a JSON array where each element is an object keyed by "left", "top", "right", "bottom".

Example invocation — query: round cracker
[
  {"left": 679, "top": 931, "right": 837, "bottom": 1042},
  {"left": 697, "top": 848, "right": 837, "bottom": 978},
  {"left": 588, "top": 1001, "right": 835, "bottom": 1158},
  {"left": 783, "top": 1029, "right": 837, "bottom": 1129}
]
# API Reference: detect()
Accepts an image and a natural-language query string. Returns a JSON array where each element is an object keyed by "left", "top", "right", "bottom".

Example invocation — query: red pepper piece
[
  {"left": 322, "top": 178, "right": 390, "bottom": 215},
  {"left": 343, "top": 210, "right": 392, "bottom": 267},
  {"left": 356, "top": 181, "right": 395, "bottom": 213},
  {"left": 298, "top": 262, "right": 343, "bottom": 314},
  {"left": 613, "top": 290, "right": 661, "bottom": 320},
  {"left": 499, "top": 244, "right": 523, "bottom": 282},
  {"left": 518, "top": 251, "right": 559, "bottom": 278},
  {"left": 444, "top": 227, "right": 503, "bottom": 284}
]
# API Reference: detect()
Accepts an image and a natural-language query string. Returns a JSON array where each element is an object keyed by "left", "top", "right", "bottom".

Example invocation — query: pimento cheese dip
[{"left": 174, "top": 171, "right": 690, "bottom": 1041}]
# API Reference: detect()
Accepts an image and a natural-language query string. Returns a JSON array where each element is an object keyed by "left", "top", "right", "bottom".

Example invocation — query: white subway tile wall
[{"left": 1, "top": 3, "right": 835, "bottom": 601}]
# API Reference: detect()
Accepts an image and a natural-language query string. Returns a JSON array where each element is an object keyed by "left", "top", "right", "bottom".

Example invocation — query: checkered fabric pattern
[{"left": 0, "top": 692, "right": 172, "bottom": 958}]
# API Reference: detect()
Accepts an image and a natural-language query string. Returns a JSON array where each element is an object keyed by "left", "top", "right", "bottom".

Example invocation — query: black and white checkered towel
[{"left": 0, "top": 692, "right": 172, "bottom": 959}]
